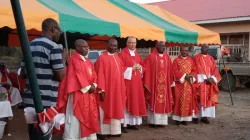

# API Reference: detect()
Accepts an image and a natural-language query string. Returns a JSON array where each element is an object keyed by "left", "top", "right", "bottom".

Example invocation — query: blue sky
[{"left": 129, "top": 0, "right": 168, "bottom": 4}]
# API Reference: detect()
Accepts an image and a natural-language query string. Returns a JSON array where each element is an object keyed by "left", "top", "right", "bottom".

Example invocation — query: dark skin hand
[
  {"left": 88, "top": 84, "right": 96, "bottom": 94},
  {"left": 2, "top": 83, "right": 11, "bottom": 90},
  {"left": 99, "top": 92, "right": 105, "bottom": 101},
  {"left": 205, "top": 78, "right": 214, "bottom": 84},
  {"left": 185, "top": 74, "right": 194, "bottom": 83}
]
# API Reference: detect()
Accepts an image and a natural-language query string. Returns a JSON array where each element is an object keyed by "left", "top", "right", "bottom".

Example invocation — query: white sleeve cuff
[
  {"left": 124, "top": 67, "right": 132, "bottom": 80},
  {"left": 93, "top": 83, "right": 97, "bottom": 88},
  {"left": 98, "top": 90, "right": 105, "bottom": 94},
  {"left": 80, "top": 85, "right": 91, "bottom": 94},
  {"left": 179, "top": 74, "right": 186, "bottom": 83},
  {"left": 171, "top": 82, "right": 175, "bottom": 87},
  {"left": 138, "top": 65, "right": 143, "bottom": 73},
  {"left": 191, "top": 77, "right": 196, "bottom": 84},
  {"left": 211, "top": 76, "right": 218, "bottom": 83},
  {"left": 197, "top": 74, "right": 207, "bottom": 83}
]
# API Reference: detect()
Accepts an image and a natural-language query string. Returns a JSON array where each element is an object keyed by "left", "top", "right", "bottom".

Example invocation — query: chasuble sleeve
[
  {"left": 143, "top": 54, "right": 151, "bottom": 91},
  {"left": 190, "top": 58, "right": 197, "bottom": 83},
  {"left": 173, "top": 58, "right": 185, "bottom": 82},
  {"left": 137, "top": 53, "right": 145, "bottom": 74},
  {"left": 119, "top": 51, "right": 133, "bottom": 80},
  {"left": 95, "top": 56, "right": 106, "bottom": 92},
  {"left": 194, "top": 55, "right": 206, "bottom": 83},
  {"left": 210, "top": 56, "right": 221, "bottom": 83}
]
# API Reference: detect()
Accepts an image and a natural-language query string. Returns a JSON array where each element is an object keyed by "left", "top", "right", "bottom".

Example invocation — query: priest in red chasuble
[
  {"left": 193, "top": 45, "right": 221, "bottom": 124},
  {"left": 143, "top": 41, "right": 174, "bottom": 127},
  {"left": 172, "top": 47, "right": 200, "bottom": 125},
  {"left": 95, "top": 39, "right": 126, "bottom": 139},
  {"left": 119, "top": 36, "right": 147, "bottom": 131},
  {"left": 57, "top": 39, "right": 99, "bottom": 140}
]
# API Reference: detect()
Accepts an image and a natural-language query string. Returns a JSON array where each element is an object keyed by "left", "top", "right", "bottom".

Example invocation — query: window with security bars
[{"left": 168, "top": 46, "right": 180, "bottom": 56}]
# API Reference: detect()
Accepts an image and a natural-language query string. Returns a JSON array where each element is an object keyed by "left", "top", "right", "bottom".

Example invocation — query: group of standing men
[{"left": 21, "top": 18, "right": 221, "bottom": 140}]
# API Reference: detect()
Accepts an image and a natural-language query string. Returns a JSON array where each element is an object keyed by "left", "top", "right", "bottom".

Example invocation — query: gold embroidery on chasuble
[
  {"left": 157, "top": 58, "right": 166, "bottom": 104},
  {"left": 88, "top": 67, "right": 93, "bottom": 76},
  {"left": 178, "top": 59, "right": 193, "bottom": 116},
  {"left": 157, "top": 84, "right": 165, "bottom": 103}
]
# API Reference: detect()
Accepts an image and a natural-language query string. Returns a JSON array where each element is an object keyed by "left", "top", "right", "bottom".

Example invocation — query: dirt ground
[{"left": 2, "top": 88, "right": 250, "bottom": 140}]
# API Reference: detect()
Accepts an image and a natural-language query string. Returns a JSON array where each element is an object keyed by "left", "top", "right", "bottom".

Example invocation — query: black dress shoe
[
  {"left": 97, "top": 134, "right": 109, "bottom": 140},
  {"left": 176, "top": 121, "right": 181, "bottom": 126},
  {"left": 181, "top": 121, "right": 188, "bottom": 125},
  {"left": 201, "top": 117, "right": 210, "bottom": 124},
  {"left": 121, "top": 126, "right": 128, "bottom": 133},
  {"left": 192, "top": 118, "right": 199, "bottom": 124},
  {"left": 127, "top": 125, "right": 139, "bottom": 130},
  {"left": 150, "top": 124, "right": 157, "bottom": 128},
  {"left": 110, "top": 134, "right": 122, "bottom": 137}
]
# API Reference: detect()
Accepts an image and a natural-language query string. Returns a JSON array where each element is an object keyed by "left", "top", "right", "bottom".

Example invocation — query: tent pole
[
  {"left": 10, "top": 0, "right": 48, "bottom": 139},
  {"left": 63, "top": 31, "right": 69, "bottom": 52},
  {"left": 221, "top": 45, "right": 234, "bottom": 105}
]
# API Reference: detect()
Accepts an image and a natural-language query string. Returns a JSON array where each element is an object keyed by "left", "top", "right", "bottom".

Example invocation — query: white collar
[
  {"left": 107, "top": 52, "right": 115, "bottom": 55},
  {"left": 159, "top": 53, "right": 163, "bottom": 57},
  {"left": 128, "top": 48, "right": 136, "bottom": 56},
  {"left": 80, "top": 54, "right": 86, "bottom": 62}
]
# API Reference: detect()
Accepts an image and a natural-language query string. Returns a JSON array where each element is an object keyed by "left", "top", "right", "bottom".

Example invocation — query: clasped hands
[
  {"left": 88, "top": 84, "right": 105, "bottom": 101},
  {"left": 185, "top": 74, "right": 194, "bottom": 83},
  {"left": 88, "top": 84, "right": 96, "bottom": 93},
  {"left": 205, "top": 77, "right": 214, "bottom": 84},
  {"left": 132, "top": 64, "right": 141, "bottom": 71}
]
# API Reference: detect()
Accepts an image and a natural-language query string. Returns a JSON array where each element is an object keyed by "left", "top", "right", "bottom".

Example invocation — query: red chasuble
[
  {"left": 95, "top": 51, "right": 126, "bottom": 124},
  {"left": 56, "top": 52, "right": 100, "bottom": 137},
  {"left": 172, "top": 56, "right": 200, "bottom": 117},
  {"left": 119, "top": 48, "right": 147, "bottom": 116},
  {"left": 194, "top": 54, "right": 221, "bottom": 108},
  {"left": 143, "top": 49, "right": 174, "bottom": 114}
]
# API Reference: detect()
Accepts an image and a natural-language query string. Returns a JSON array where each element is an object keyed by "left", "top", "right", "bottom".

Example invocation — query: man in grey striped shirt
[{"left": 21, "top": 18, "right": 67, "bottom": 109}]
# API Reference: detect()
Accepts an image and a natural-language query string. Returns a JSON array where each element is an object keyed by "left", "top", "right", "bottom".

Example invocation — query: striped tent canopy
[{"left": 0, "top": 0, "right": 221, "bottom": 46}]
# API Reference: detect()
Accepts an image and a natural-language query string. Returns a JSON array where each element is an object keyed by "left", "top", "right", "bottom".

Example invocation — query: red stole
[
  {"left": 56, "top": 52, "right": 99, "bottom": 137},
  {"left": 95, "top": 51, "right": 126, "bottom": 124},
  {"left": 194, "top": 54, "right": 221, "bottom": 107},
  {"left": 119, "top": 48, "right": 147, "bottom": 116},
  {"left": 143, "top": 49, "right": 174, "bottom": 114},
  {"left": 172, "top": 56, "right": 199, "bottom": 116}
]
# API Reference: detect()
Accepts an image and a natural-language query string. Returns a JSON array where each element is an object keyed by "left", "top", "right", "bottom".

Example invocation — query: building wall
[{"left": 199, "top": 21, "right": 250, "bottom": 34}]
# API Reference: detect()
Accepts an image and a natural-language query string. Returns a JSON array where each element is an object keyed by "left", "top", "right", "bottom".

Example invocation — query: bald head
[
  {"left": 180, "top": 46, "right": 189, "bottom": 57},
  {"left": 42, "top": 18, "right": 61, "bottom": 42},
  {"left": 42, "top": 18, "right": 59, "bottom": 32},
  {"left": 75, "top": 39, "right": 87, "bottom": 47},
  {"left": 107, "top": 38, "right": 118, "bottom": 54},
  {"left": 156, "top": 41, "right": 165, "bottom": 46},
  {"left": 108, "top": 38, "right": 117, "bottom": 45},
  {"left": 201, "top": 44, "right": 209, "bottom": 55},
  {"left": 74, "top": 39, "right": 89, "bottom": 56},
  {"left": 180, "top": 46, "right": 189, "bottom": 51},
  {"left": 127, "top": 36, "right": 137, "bottom": 50},
  {"left": 156, "top": 41, "right": 165, "bottom": 54}
]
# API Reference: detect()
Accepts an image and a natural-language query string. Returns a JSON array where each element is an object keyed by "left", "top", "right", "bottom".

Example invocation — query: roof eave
[{"left": 192, "top": 16, "right": 250, "bottom": 24}]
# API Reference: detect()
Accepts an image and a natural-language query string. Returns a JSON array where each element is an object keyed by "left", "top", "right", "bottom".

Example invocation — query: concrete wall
[{"left": 199, "top": 21, "right": 250, "bottom": 34}]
